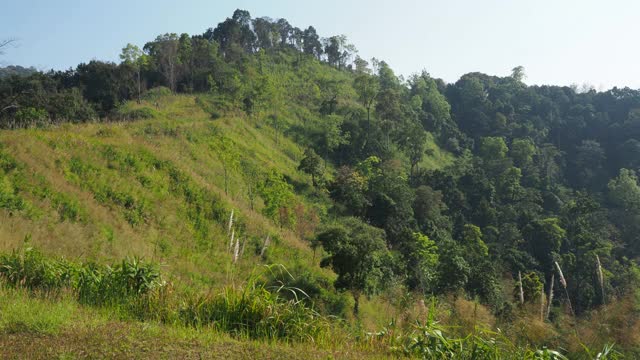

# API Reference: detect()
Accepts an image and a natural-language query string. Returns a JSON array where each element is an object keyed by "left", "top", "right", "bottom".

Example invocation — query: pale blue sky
[{"left": 1, "top": 0, "right": 638, "bottom": 89}]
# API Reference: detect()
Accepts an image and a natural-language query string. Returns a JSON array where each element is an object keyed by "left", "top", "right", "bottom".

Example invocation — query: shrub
[
  {"left": 76, "top": 258, "right": 163, "bottom": 307},
  {"left": 0, "top": 247, "right": 75, "bottom": 293},
  {"left": 14, "top": 107, "right": 49, "bottom": 127},
  {"left": 142, "top": 86, "right": 172, "bottom": 101}
]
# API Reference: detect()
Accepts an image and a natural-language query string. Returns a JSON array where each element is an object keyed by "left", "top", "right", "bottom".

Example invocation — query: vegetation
[{"left": 1, "top": 8, "right": 640, "bottom": 358}]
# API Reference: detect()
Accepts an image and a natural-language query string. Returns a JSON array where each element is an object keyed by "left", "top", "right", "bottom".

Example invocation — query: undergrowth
[{"left": 0, "top": 245, "right": 625, "bottom": 358}]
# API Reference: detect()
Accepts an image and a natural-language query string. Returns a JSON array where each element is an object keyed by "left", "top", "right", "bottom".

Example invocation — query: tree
[
  {"left": 317, "top": 115, "right": 349, "bottom": 164},
  {"left": 353, "top": 73, "right": 379, "bottom": 127},
  {"left": 76, "top": 61, "right": 126, "bottom": 114},
  {"left": 144, "top": 34, "right": 179, "bottom": 92},
  {"left": 120, "top": 43, "right": 146, "bottom": 103},
  {"left": 413, "top": 185, "right": 449, "bottom": 237},
  {"left": 479, "top": 136, "right": 510, "bottom": 175},
  {"left": 210, "top": 9, "right": 256, "bottom": 57},
  {"left": 608, "top": 168, "right": 640, "bottom": 210},
  {"left": 298, "top": 148, "right": 323, "bottom": 187},
  {"left": 302, "top": 26, "right": 323, "bottom": 59},
  {"left": 479, "top": 136, "right": 508, "bottom": 161},
  {"left": 210, "top": 134, "right": 240, "bottom": 195},
  {"left": 404, "top": 232, "right": 439, "bottom": 293},
  {"left": 399, "top": 120, "right": 427, "bottom": 176},
  {"left": 276, "top": 18, "right": 292, "bottom": 46},
  {"left": 524, "top": 218, "right": 565, "bottom": 271},
  {"left": 253, "top": 17, "right": 276, "bottom": 50},
  {"left": 511, "top": 138, "right": 536, "bottom": 168},
  {"left": 538, "top": 143, "right": 563, "bottom": 188},
  {"left": 258, "top": 169, "right": 295, "bottom": 227},
  {"left": 572, "top": 140, "right": 606, "bottom": 190},
  {"left": 177, "top": 33, "right": 194, "bottom": 92},
  {"left": 330, "top": 166, "right": 370, "bottom": 216},
  {"left": 240, "top": 158, "right": 261, "bottom": 210},
  {"left": 498, "top": 166, "right": 523, "bottom": 202},
  {"left": 316, "top": 217, "right": 391, "bottom": 315},
  {"left": 514, "top": 272, "right": 542, "bottom": 304},
  {"left": 511, "top": 66, "right": 526, "bottom": 82},
  {"left": 461, "top": 224, "right": 489, "bottom": 259},
  {"left": 323, "top": 35, "right": 352, "bottom": 69}
]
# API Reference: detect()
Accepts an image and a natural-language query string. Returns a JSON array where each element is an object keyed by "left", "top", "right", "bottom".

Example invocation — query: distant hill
[{"left": 0, "top": 65, "right": 37, "bottom": 78}]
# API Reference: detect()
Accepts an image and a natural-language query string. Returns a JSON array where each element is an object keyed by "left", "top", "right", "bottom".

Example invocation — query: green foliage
[
  {"left": 210, "top": 132, "right": 240, "bottom": 194},
  {"left": 3, "top": 8, "right": 640, "bottom": 356},
  {"left": 0, "top": 249, "right": 330, "bottom": 343},
  {"left": 15, "top": 107, "right": 48, "bottom": 126},
  {"left": 608, "top": 168, "right": 640, "bottom": 209},
  {"left": 381, "top": 300, "right": 597, "bottom": 359},
  {"left": 0, "top": 246, "right": 74, "bottom": 292},
  {"left": 462, "top": 224, "right": 488, "bottom": 258},
  {"left": 404, "top": 232, "right": 439, "bottom": 293},
  {"left": 316, "top": 217, "right": 391, "bottom": 314},
  {"left": 515, "top": 272, "right": 544, "bottom": 304},
  {"left": 258, "top": 169, "right": 295, "bottom": 227},
  {"left": 0, "top": 172, "right": 25, "bottom": 212},
  {"left": 524, "top": 218, "right": 565, "bottom": 270},
  {"left": 298, "top": 148, "right": 323, "bottom": 186},
  {"left": 142, "top": 86, "right": 172, "bottom": 100},
  {"left": 180, "top": 266, "right": 329, "bottom": 341}
]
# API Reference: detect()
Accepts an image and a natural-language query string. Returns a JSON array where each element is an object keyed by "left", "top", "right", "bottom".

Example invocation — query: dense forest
[{"left": 2, "top": 8, "right": 640, "bottom": 358}]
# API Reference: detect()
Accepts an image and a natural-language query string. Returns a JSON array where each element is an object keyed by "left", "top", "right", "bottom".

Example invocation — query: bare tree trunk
[
  {"left": 353, "top": 291, "right": 360, "bottom": 316},
  {"left": 518, "top": 271, "right": 525, "bottom": 305}
]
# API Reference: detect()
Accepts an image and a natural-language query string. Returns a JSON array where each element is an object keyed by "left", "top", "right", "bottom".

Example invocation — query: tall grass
[
  {"left": 0, "top": 247, "right": 331, "bottom": 343},
  {"left": 179, "top": 265, "right": 330, "bottom": 342},
  {"left": 371, "top": 300, "right": 621, "bottom": 360}
]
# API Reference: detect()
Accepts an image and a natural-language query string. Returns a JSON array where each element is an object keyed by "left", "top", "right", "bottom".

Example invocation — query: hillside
[
  {"left": 1, "top": 94, "right": 323, "bottom": 288},
  {"left": 0, "top": 93, "right": 454, "bottom": 359},
  {"left": 3, "top": 8, "right": 640, "bottom": 359}
]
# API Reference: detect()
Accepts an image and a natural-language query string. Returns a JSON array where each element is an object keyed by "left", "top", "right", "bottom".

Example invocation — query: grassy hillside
[
  {"left": 0, "top": 92, "right": 454, "bottom": 283},
  {"left": 0, "top": 93, "right": 462, "bottom": 358},
  {"left": 2, "top": 95, "right": 311, "bottom": 286}
]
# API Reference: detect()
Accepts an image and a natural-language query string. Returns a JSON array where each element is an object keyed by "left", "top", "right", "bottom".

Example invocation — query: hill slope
[{"left": 0, "top": 93, "right": 452, "bottom": 289}]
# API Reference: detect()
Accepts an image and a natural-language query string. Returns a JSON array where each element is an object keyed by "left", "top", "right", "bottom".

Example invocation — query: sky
[{"left": 1, "top": 0, "right": 639, "bottom": 90}]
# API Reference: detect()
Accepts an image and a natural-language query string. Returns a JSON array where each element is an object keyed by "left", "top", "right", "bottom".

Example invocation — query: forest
[{"left": 2, "top": 8, "right": 640, "bottom": 359}]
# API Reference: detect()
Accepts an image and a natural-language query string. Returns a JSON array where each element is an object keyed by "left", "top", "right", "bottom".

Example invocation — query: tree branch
[{"left": 0, "top": 38, "right": 17, "bottom": 55}]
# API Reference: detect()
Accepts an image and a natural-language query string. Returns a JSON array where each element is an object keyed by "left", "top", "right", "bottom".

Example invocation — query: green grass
[
  {"left": 0, "top": 94, "right": 330, "bottom": 291},
  {"left": 0, "top": 288, "right": 75, "bottom": 335}
]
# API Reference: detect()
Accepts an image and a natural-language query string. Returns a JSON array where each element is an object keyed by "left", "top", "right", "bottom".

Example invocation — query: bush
[
  {"left": 0, "top": 246, "right": 163, "bottom": 308},
  {"left": 0, "top": 174, "right": 25, "bottom": 212},
  {"left": 14, "top": 107, "right": 49, "bottom": 127},
  {"left": 76, "top": 258, "right": 163, "bottom": 307},
  {"left": 0, "top": 247, "right": 75, "bottom": 293},
  {"left": 142, "top": 86, "right": 172, "bottom": 101}
]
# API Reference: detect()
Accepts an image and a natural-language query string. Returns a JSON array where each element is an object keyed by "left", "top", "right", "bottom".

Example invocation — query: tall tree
[
  {"left": 119, "top": 43, "right": 146, "bottom": 103},
  {"left": 144, "top": 34, "right": 179, "bottom": 92},
  {"left": 353, "top": 73, "right": 379, "bottom": 128}
]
